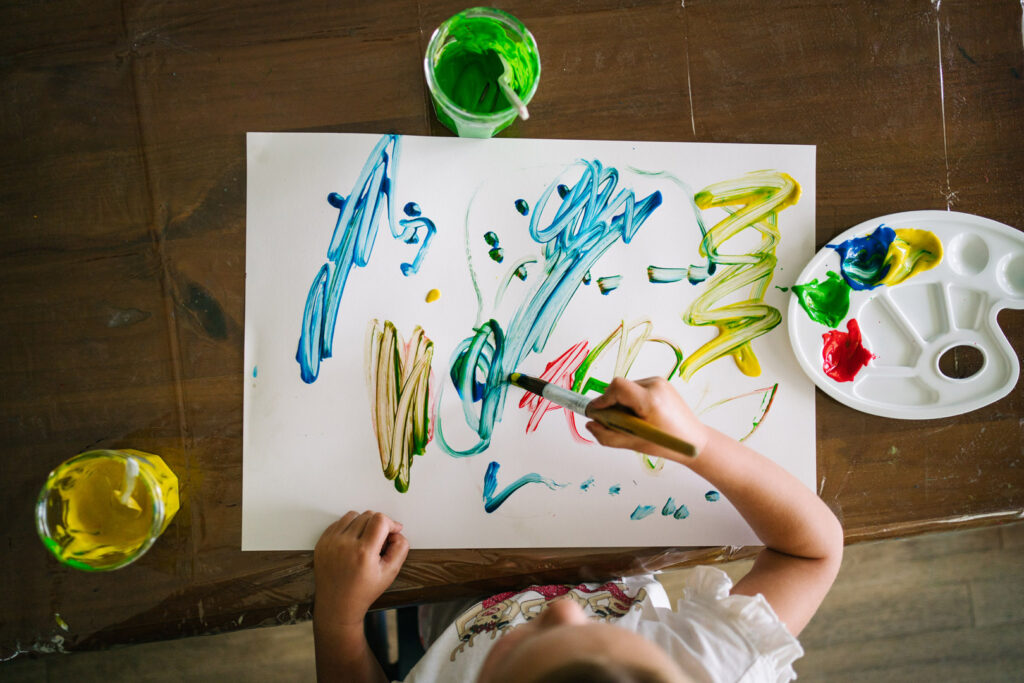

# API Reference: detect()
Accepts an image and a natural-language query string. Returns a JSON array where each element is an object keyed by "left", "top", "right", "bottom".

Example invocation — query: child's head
[{"left": 474, "top": 597, "right": 691, "bottom": 683}]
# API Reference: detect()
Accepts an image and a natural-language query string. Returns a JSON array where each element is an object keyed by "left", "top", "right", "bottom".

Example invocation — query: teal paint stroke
[
  {"left": 630, "top": 505, "right": 657, "bottom": 520},
  {"left": 483, "top": 461, "right": 565, "bottom": 513},
  {"left": 437, "top": 159, "right": 663, "bottom": 456}
]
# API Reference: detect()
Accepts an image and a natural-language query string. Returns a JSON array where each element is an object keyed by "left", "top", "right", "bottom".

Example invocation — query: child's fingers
[
  {"left": 362, "top": 511, "right": 403, "bottom": 549},
  {"left": 326, "top": 510, "right": 361, "bottom": 537},
  {"left": 380, "top": 532, "right": 410, "bottom": 572},
  {"left": 591, "top": 377, "right": 652, "bottom": 415},
  {"left": 585, "top": 420, "right": 639, "bottom": 450},
  {"left": 348, "top": 510, "right": 377, "bottom": 538}
]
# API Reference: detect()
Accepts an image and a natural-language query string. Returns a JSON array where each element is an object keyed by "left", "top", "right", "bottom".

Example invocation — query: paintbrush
[{"left": 508, "top": 373, "right": 699, "bottom": 458}]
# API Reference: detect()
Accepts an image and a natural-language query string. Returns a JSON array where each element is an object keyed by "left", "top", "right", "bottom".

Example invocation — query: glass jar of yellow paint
[{"left": 35, "top": 449, "right": 179, "bottom": 571}]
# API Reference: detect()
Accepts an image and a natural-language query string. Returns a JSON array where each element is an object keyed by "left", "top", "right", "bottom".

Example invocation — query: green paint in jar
[{"left": 424, "top": 8, "right": 541, "bottom": 138}]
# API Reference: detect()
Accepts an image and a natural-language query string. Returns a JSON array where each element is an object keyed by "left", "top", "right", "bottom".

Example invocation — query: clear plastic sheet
[{"left": 2, "top": 0, "right": 1023, "bottom": 661}]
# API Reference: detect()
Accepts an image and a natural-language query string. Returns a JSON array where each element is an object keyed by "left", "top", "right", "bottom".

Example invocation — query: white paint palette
[{"left": 788, "top": 210, "right": 1024, "bottom": 419}]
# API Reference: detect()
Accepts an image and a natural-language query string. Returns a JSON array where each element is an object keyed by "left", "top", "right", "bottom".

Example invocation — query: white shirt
[{"left": 401, "top": 566, "right": 803, "bottom": 682}]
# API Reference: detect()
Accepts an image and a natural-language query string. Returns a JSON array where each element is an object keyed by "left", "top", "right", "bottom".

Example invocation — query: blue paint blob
[
  {"left": 608, "top": 485, "right": 621, "bottom": 496},
  {"left": 661, "top": 497, "right": 677, "bottom": 516},
  {"left": 404, "top": 202, "right": 421, "bottom": 217},
  {"left": 482, "top": 461, "right": 564, "bottom": 513},
  {"left": 252, "top": 366, "right": 258, "bottom": 378},
  {"left": 828, "top": 225, "right": 896, "bottom": 290},
  {"left": 580, "top": 477, "right": 595, "bottom": 491},
  {"left": 297, "top": 135, "right": 436, "bottom": 383},
  {"left": 673, "top": 504, "right": 690, "bottom": 520},
  {"left": 557, "top": 183, "right": 570, "bottom": 198},
  {"left": 583, "top": 271, "right": 592, "bottom": 285},
  {"left": 514, "top": 198, "right": 529, "bottom": 216},
  {"left": 705, "top": 490, "right": 720, "bottom": 502},
  {"left": 630, "top": 505, "right": 657, "bottom": 520}
]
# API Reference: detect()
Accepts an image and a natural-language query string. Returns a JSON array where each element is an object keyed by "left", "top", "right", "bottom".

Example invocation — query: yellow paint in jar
[{"left": 36, "top": 449, "right": 179, "bottom": 571}]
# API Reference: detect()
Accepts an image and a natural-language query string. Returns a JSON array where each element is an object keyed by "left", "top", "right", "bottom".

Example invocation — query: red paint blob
[{"left": 822, "top": 318, "right": 875, "bottom": 382}]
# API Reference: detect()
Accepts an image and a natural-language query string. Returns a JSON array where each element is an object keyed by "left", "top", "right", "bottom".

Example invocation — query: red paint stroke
[
  {"left": 822, "top": 318, "right": 875, "bottom": 382},
  {"left": 518, "top": 340, "right": 590, "bottom": 441}
]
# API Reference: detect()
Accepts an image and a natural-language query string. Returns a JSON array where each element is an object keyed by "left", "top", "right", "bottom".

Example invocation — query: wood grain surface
[{"left": 1, "top": 0, "right": 1021, "bottom": 654}]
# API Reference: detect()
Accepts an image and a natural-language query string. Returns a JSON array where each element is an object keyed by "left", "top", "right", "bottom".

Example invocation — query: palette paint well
[{"left": 788, "top": 210, "right": 1024, "bottom": 420}]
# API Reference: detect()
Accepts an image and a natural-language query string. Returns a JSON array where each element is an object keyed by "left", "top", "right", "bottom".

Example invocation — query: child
[{"left": 313, "top": 377, "right": 844, "bottom": 682}]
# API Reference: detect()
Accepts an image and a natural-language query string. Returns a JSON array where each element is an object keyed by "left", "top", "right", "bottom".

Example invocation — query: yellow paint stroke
[
  {"left": 365, "top": 320, "right": 434, "bottom": 492},
  {"left": 425, "top": 288, "right": 441, "bottom": 303},
  {"left": 879, "top": 228, "right": 943, "bottom": 286},
  {"left": 571, "top": 319, "right": 683, "bottom": 472},
  {"left": 680, "top": 171, "right": 800, "bottom": 380}
]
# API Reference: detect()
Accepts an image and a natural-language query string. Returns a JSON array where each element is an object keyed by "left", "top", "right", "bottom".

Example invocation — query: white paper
[{"left": 243, "top": 133, "right": 817, "bottom": 550}]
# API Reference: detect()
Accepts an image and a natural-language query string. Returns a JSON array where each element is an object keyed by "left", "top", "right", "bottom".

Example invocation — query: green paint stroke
[
  {"left": 596, "top": 275, "right": 622, "bottom": 294},
  {"left": 366, "top": 320, "right": 434, "bottom": 493},
  {"left": 792, "top": 270, "right": 851, "bottom": 328}
]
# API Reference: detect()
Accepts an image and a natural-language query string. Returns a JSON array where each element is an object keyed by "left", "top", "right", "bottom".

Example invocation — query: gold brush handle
[{"left": 586, "top": 407, "right": 699, "bottom": 459}]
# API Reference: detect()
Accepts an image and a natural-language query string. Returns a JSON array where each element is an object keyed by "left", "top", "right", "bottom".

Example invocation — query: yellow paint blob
[
  {"left": 879, "top": 229, "right": 943, "bottom": 287},
  {"left": 425, "top": 288, "right": 441, "bottom": 303},
  {"left": 38, "top": 450, "right": 179, "bottom": 570},
  {"left": 731, "top": 342, "right": 762, "bottom": 376}
]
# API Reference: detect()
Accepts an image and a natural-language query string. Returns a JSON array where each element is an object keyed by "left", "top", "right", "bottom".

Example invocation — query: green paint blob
[
  {"left": 514, "top": 264, "right": 528, "bottom": 281},
  {"left": 792, "top": 270, "right": 851, "bottom": 328},
  {"left": 483, "top": 231, "right": 499, "bottom": 246},
  {"left": 514, "top": 198, "right": 529, "bottom": 215},
  {"left": 488, "top": 247, "right": 505, "bottom": 263},
  {"left": 431, "top": 11, "right": 538, "bottom": 116}
]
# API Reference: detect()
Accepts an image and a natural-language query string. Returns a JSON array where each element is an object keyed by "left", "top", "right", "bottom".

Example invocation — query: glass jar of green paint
[{"left": 424, "top": 7, "right": 541, "bottom": 138}]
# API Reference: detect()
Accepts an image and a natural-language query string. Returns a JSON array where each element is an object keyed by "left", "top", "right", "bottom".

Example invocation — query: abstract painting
[{"left": 243, "top": 133, "right": 816, "bottom": 550}]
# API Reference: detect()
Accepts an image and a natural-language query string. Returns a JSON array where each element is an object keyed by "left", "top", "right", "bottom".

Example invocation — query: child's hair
[{"left": 533, "top": 659, "right": 671, "bottom": 683}]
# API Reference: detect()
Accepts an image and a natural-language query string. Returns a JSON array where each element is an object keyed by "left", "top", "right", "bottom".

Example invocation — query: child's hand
[
  {"left": 313, "top": 510, "right": 409, "bottom": 629},
  {"left": 585, "top": 377, "right": 711, "bottom": 460}
]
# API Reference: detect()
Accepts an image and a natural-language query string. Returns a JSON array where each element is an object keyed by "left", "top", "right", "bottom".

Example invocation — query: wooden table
[{"left": 2, "top": 0, "right": 1022, "bottom": 657}]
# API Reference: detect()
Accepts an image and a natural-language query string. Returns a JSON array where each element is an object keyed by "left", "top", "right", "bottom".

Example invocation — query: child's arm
[
  {"left": 586, "top": 377, "right": 844, "bottom": 636},
  {"left": 313, "top": 510, "right": 409, "bottom": 682}
]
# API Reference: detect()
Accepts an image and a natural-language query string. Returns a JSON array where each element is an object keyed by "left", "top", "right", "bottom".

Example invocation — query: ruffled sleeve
[{"left": 678, "top": 566, "right": 804, "bottom": 682}]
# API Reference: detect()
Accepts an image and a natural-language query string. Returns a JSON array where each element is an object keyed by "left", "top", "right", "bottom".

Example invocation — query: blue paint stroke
[
  {"left": 705, "top": 490, "right": 720, "bottom": 502},
  {"left": 661, "top": 497, "right": 677, "bottom": 516},
  {"left": 630, "top": 505, "right": 657, "bottom": 520},
  {"left": 482, "top": 461, "right": 565, "bottom": 513},
  {"left": 296, "top": 135, "right": 437, "bottom": 383},
  {"left": 828, "top": 225, "right": 895, "bottom": 291},
  {"left": 608, "top": 484, "right": 621, "bottom": 496},
  {"left": 437, "top": 160, "right": 662, "bottom": 456},
  {"left": 596, "top": 275, "right": 622, "bottom": 295},
  {"left": 580, "top": 477, "right": 595, "bottom": 491},
  {"left": 673, "top": 504, "right": 690, "bottom": 519}
]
